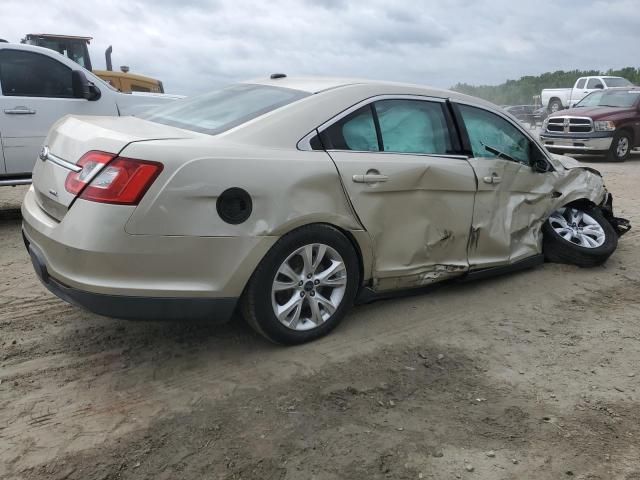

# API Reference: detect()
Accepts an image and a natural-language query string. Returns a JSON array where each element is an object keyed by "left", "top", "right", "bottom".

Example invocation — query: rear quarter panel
[
  {"left": 122, "top": 139, "right": 362, "bottom": 237},
  {"left": 121, "top": 138, "right": 373, "bottom": 283}
]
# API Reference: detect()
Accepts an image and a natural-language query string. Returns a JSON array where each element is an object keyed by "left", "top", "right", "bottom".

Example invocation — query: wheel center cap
[{"left": 304, "top": 281, "right": 314, "bottom": 292}]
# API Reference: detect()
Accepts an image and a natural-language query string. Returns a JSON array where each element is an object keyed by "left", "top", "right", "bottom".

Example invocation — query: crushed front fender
[{"left": 600, "top": 192, "right": 631, "bottom": 237}]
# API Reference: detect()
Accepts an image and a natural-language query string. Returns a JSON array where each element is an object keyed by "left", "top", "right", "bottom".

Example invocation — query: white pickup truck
[
  {"left": 0, "top": 43, "right": 181, "bottom": 187},
  {"left": 541, "top": 76, "right": 633, "bottom": 113}
]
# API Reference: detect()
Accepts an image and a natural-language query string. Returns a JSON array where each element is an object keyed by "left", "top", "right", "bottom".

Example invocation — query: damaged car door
[
  {"left": 453, "top": 102, "right": 557, "bottom": 268},
  {"left": 321, "top": 97, "right": 477, "bottom": 291}
]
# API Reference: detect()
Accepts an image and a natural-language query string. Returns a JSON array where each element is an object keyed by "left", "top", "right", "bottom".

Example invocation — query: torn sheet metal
[
  {"left": 375, "top": 264, "right": 467, "bottom": 291},
  {"left": 466, "top": 154, "right": 606, "bottom": 269}
]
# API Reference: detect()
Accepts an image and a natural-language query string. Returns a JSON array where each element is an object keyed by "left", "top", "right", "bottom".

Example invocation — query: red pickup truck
[{"left": 539, "top": 87, "right": 640, "bottom": 162}]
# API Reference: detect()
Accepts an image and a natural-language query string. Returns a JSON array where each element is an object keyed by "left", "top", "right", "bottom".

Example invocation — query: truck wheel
[
  {"left": 542, "top": 206, "right": 617, "bottom": 267},
  {"left": 548, "top": 99, "right": 562, "bottom": 113},
  {"left": 606, "top": 131, "right": 632, "bottom": 162}
]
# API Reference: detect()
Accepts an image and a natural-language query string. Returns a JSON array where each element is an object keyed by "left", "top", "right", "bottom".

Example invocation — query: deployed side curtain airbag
[{"left": 343, "top": 110, "right": 379, "bottom": 151}]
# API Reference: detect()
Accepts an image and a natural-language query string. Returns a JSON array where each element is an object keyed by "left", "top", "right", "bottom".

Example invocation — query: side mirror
[
  {"left": 532, "top": 156, "right": 552, "bottom": 173},
  {"left": 594, "top": 84, "right": 604, "bottom": 90},
  {"left": 530, "top": 144, "right": 551, "bottom": 173},
  {"left": 72, "top": 70, "right": 101, "bottom": 101}
]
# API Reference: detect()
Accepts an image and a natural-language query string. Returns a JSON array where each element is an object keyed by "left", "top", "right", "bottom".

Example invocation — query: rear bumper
[
  {"left": 540, "top": 133, "right": 613, "bottom": 153},
  {"left": 24, "top": 231, "right": 238, "bottom": 322},
  {"left": 20, "top": 186, "right": 278, "bottom": 322}
]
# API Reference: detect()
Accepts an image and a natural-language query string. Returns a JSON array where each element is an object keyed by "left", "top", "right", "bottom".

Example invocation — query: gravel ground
[{"left": 1, "top": 154, "right": 640, "bottom": 480}]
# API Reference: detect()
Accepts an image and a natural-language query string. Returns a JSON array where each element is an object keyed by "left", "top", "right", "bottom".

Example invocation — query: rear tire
[
  {"left": 543, "top": 206, "right": 617, "bottom": 267},
  {"left": 606, "top": 131, "right": 632, "bottom": 162},
  {"left": 241, "top": 224, "right": 359, "bottom": 345},
  {"left": 548, "top": 99, "right": 563, "bottom": 113}
]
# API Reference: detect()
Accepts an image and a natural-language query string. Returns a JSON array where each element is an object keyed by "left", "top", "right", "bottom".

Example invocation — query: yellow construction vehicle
[{"left": 21, "top": 34, "right": 164, "bottom": 93}]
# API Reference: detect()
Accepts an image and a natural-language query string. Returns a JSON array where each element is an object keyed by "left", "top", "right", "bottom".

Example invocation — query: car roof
[
  {"left": 0, "top": 42, "right": 80, "bottom": 62},
  {"left": 244, "top": 76, "right": 364, "bottom": 93},
  {"left": 242, "top": 75, "right": 495, "bottom": 109},
  {"left": 245, "top": 75, "right": 461, "bottom": 97}
]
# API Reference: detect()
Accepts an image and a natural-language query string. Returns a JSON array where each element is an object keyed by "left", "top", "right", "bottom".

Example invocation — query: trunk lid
[{"left": 32, "top": 115, "right": 199, "bottom": 220}]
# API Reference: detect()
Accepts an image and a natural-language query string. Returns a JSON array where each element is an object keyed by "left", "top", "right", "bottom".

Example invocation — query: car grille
[{"left": 546, "top": 116, "right": 593, "bottom": 133}]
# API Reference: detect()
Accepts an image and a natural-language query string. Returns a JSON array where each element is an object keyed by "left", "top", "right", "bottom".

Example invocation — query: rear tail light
[
  {"left": 65, "top": 152, "right": 163, "bottom": 205},
  {"left": 65, "top": 151, "right": 116, "bottom": 195}
]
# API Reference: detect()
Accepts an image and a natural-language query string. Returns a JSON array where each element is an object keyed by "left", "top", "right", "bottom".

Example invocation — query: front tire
[
  {"left": 606, "top": 131, "right": 632, "bottom": 162},
  {"left": 241, "top": 224, "right": 359, "bottom": 345},
  {"left": 543, "top": 206, "right": 617, "bottom": 267}
]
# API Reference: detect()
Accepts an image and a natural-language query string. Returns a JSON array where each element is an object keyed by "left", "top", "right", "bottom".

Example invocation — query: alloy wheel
[
  {"left": 548, "top": 208, "right": 606, "bottom": 248},
  {"left": 271, "top": 243, "right": 347, "bottom": 331}
]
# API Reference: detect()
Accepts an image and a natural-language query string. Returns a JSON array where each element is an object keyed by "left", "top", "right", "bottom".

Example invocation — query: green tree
[{"left": 451, "top": 68, "right": 640, "bottom": 106}]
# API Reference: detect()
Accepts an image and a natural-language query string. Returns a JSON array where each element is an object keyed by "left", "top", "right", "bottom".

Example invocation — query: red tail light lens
[
  {"left": 65, "top": 151, "right": 116, "bottom": 195},
  {"left": 79, "top": 157, "right": 163, "bottom": 205}
]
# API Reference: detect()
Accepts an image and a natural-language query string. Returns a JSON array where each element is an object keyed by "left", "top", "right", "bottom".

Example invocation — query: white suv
[{"left": 0, "top": 42, "right": 180, "bottom": 186}]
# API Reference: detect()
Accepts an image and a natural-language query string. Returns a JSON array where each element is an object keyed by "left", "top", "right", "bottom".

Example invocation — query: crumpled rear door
[
  {"left": 323, "top": 98, "right": 480, "bottom": 290},
  {"left": 330, "top": 150, "right": 477, "bottom": 290}
]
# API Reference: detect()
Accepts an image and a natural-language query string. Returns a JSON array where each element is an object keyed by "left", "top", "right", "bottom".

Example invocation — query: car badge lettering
[{"left": 563, "top": 118, "right": 570, "bottom": 133}]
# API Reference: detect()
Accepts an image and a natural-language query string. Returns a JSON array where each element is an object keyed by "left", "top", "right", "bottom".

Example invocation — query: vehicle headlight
[{"left": 594, "top": 120, "right": 615, "bottom": 131}]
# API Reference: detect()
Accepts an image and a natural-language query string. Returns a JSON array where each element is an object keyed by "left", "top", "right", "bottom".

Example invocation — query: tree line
[{"left": 451, "top": 67, "right": 640, "bottom": 106}]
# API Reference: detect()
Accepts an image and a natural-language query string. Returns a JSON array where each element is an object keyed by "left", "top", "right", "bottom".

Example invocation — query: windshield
[
  {"left": 603, "top": 77, "right": 633, "bottom": 87},
  {"left": 575, "top": 90, "right": 640, "bottom": 108},
  {"left": 140, "top": 84, "right": 310, "bottom": 134}
]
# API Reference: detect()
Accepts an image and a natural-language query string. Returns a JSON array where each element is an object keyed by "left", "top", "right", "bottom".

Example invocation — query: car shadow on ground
[{"left": 44, "top": 264, "right": 542, "bottom": 367}]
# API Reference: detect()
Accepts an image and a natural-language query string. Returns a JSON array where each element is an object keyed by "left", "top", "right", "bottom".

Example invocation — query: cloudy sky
[{"left": 2, "top": 0, "right": 638, "bottom": 95}]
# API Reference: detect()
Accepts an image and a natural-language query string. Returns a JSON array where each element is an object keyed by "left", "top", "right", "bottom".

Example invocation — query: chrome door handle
[
  {"left": 483, "top": 174, "right": 502, "bottom": 184},
  {"left": 352, "top": 173, "right": 389, "bottom": 184},
  {"left": 4, "top": 106, "right": 36, "bottom": 115}
]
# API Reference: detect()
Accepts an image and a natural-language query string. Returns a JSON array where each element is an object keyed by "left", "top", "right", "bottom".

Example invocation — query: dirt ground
[{"left": 1, "top": 155, "right": 640, "bottom": 480}]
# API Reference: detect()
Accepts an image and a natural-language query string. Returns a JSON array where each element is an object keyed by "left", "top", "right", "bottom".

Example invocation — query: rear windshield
[
  {"left": 603, "top": 77, "right": 633, "bottom": 87},
  {"left": 140, "top": 84, "right": 310, "bottom": 134},
  {"left": 575, "top": 90, "right": 640, "bottom": 108}
]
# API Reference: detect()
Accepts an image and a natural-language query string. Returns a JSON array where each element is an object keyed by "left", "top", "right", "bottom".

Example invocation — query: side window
[
  {"left": 0, "top": 49, "right": 73, "bottom": 98},
  {"left": 321, "top": 105, "right": 379, "bottom": 151},
  {"left": 586, "top": 78, "right": 603, "bottom": 89},
  {"left": 130, "top": 84, "right": 151, "bottom": 93},
  {"left": 309, "top": 134, "right": 324, "bottom": 150},
  {"left": 458, "top": 104, "right": 531, "bottom": 165},
  {"left": 576, "top": 79, "right": 586, "bottom": 89},
  {"left": 374, "top": 99, "right": 452, "bottom": 155}
]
